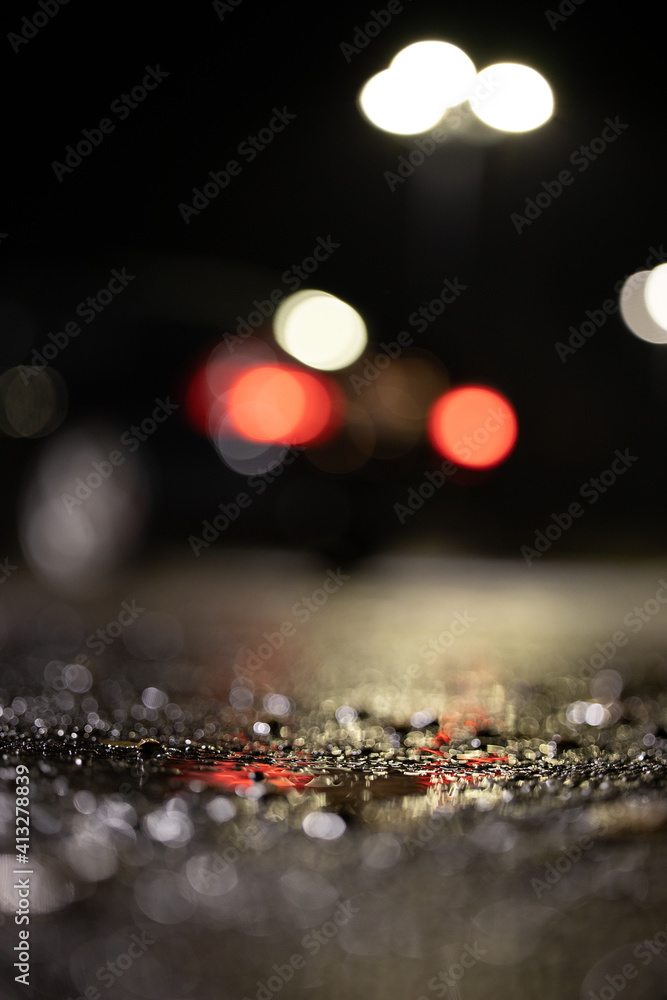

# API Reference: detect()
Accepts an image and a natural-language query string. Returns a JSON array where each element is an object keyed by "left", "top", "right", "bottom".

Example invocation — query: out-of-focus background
[
  {"left": 2, "top": 4, "right": 667, "bottom": 1000},
  {"left": 0, "top": 0, "right": 665, "bottom": 573}
]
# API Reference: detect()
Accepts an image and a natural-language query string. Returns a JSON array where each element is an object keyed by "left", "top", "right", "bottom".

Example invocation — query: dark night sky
[{"left": 1, "top": 1, "right": 665, "bottom": 562}]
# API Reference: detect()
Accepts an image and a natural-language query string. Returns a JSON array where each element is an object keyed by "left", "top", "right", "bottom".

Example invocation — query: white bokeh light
[
  {"left": 302, "top": 811, "right": 346, "bottom": 840},
  {"left": 644, "top": 263, "right": 667, "bottom": 331},
  {"left": 391, "top": 40, "right": 476, "bottom": 108},
  {"left": 264, "top": 693, "right": 292, "bottom": 717},
  {"left": 620, "top": 271, "right": 667, "bottom": 344},
  {"left": 358, "top": 67, "right": 448, "bottom": 135},
  {"left": 471, "top": 63, "right": 553, "bottom": 132},
  {"left": 410, "top": 708, "right": 437, "bottom": 728},
  {"left": 584, "top": 703, "right": 609, "bottom": 727},
  {"left": 274, "top": 289, "right": 367, "bottom": 370},
  {"left": 335, "top": 705, "right": 358, "bottom": 725},
  {"left": 359, "top": 40, "right": 478, "bottom": 135},
  {"left": 19, "top": 425, "right": 148, "bottom": 594}
]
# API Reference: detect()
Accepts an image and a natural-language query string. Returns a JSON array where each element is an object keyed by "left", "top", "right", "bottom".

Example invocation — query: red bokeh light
[
  {"left": 427, "top": 385, "right": 518, "bottom": 469},
  {"left": 229, "top": 365, "right": 340, "bottom": 446}
]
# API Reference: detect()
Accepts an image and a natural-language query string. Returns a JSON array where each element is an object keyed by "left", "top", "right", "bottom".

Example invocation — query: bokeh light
[
  {"left": 0, "top": 366, "right": 68, "bottom": 438},
  {"left": 390, "top": 41, "right": 476, "bottom": 108},
  {"left": 428, "top": 385, "right": 518, "bottom": 468},
  {"left": 362, "top": 353, "right": 448, "bottom": 424},
  {"left": 212, "top": 411, "right": 290, "bottom": 476},
  {"left": 263, "top": 693, "right": 292, "bottom": 716},
  {"left": 274, "top": 290, "right": 367, "bottom": 371},
  {"left": 471, "top": 63, "right": 553, "bottom": 132},
  {"left": 302, "top": 811, "right": 346, "bottom": 840},
  {"left": 620, "top": 271, "right": 667, "bottom": 344},
  {"left": 184, "top": 339, "right": 277, "bottom": 437},
  {"left": 229, "top": 365, "right": 341, "bottom": 446},
  {"left": 19, "top": 425, "right": 149, "bottom": 593},
  {"left": 231, "top": 367, "right": 309, "bottom": 440},
  {"left": 644, "top": 263, "right": 667, "bottom": 331},
  {"left": 358, "top": 68, "right": 448, "bottom": 135},
  {"left": 184, "top": 340, "right": 307, "bottom": 474},
  {"left": 359, "top": 40, "right": 476, "bottom": 135}
]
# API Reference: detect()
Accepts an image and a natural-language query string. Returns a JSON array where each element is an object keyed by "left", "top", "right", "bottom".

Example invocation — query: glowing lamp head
[
  {"left": 471, "top": 63, "right": 553, "bottom": 132},
  {"left": 358, "top": 39, "right": 477, "bottom": 136},
  {"left": 390, "top": 41, "right": 477, "bottom": 109}
]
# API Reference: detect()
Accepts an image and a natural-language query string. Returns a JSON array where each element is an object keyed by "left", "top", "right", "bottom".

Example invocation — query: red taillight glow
[
  {"left": 229, "top": 365, "right": 340, "bottom": 445},
  {"left": 428, "top": 385, "right": 518, "bottom": 469}
]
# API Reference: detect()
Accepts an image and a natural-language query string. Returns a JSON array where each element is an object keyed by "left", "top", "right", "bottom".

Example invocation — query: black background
[{"left": 1, "top": 0, "right": 665, "bottom": 565}]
